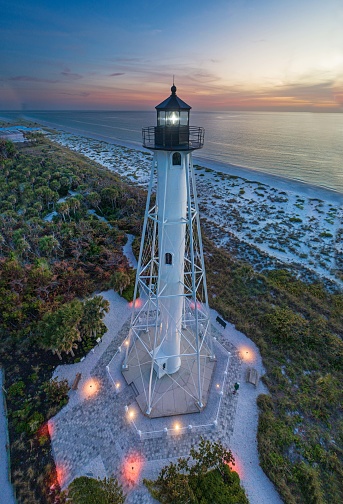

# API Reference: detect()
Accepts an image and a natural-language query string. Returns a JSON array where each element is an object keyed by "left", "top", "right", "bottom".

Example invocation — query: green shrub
[
  {"left": 8, "top": 380, "right": 25, "bottom": 398},
  {"left": 67, "top": 476, "right": 125, "bottom": 504}
]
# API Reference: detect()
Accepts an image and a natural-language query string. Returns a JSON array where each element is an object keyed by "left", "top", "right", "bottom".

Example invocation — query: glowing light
[
  {"left": 37, "top": 422, "right": 49, "bottom": 443},
  {"left": 129, "top": 298, "right": 143, "bottom": 308},
  {"left": 190, "top": 300, "right": 202, "bottom": 310},
  {"left": 129, "top": 410, "right": 135, "bottom": 419},
  {"left": 170, "top": 112, "right": 178, "bottom": 124},
  {"left": 216, "top": 383, "right": 220, "bottom": 389},
  {"left": 47, "top": 420, "right": 55, "bottom": 438},
  {"left": 228, "top": 454, "right": 244, "bottom": 480},
  {"left": 56, "top": 464, "right": 68, "bottom": 487},
  {"left": 81, "top": 378, "right": 100, "bottom": 399},
  {"left": 174, "top": 422, "right": 180, "bottom": 431},
  {"left": 115, "top": 382, "right": 120, "bottom": 389},
  {"left": 123, "top": 452, "right": 144, "bottom": 486},
  {"left": 239, "top": 346, "right": 255, "bottom": 363}
]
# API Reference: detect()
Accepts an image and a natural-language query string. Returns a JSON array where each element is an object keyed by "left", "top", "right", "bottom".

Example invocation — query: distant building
[{"left": 0, "top": 126, "right": 43, "bottom": 143}]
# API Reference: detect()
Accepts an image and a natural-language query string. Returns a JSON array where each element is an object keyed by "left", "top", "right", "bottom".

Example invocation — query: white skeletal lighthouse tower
[{"left": 122, "top": 85, "right": 215, "bottom": 418}]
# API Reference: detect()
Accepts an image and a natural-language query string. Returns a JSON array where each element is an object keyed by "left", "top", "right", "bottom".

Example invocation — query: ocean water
[{"left": 1, "top": 110, "right": 342, "bottom": 194}]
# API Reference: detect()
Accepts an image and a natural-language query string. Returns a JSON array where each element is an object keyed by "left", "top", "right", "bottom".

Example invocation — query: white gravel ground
[{"left": 209, "top": 311, "right": 283, "bottom": 503}]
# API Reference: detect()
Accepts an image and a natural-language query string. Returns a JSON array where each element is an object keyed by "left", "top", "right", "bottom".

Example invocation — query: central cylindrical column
[{"left": 156, "top": 150, "right": 189, "bottom": 374}]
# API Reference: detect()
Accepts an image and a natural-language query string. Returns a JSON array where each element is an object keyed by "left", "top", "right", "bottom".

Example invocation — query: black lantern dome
[
  {"left": 155, "top": 84, "right": 191, "bottom": 128},
  {"left": 142, "top": 85, "right": 204, "bottom": 151}
]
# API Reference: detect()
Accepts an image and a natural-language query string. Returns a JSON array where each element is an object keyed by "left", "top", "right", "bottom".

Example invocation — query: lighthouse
[{"left": 122, "top": 85, "right": 215, "bottom": 418}]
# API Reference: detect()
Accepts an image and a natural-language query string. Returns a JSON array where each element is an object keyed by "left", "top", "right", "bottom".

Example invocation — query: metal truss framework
[{"left": 122, "top": 155, "right": 214, "bottom": 417}]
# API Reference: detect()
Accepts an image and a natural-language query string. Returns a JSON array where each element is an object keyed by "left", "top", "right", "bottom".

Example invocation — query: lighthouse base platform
[{"left": 122, "top": 328, "right": 216, "bottom": 418}]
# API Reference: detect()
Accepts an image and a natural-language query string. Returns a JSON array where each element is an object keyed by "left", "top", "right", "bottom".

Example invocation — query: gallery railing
[{"left": 142, "top": 125, "right": 204, "bottom": 150}]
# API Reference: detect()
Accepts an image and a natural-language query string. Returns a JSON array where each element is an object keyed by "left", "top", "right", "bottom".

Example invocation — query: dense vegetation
[
  {"left": 1, "top": 132, "right": 342, "bottom": 503},
  {"left": 205, "top": 239, "right": 343, "bottom": 503},
  {"left": 144, "top": 438, "right": 248, "bottom": 504},
  {"left": 0, "top": 134, "right": 145, "bottom": 503}
]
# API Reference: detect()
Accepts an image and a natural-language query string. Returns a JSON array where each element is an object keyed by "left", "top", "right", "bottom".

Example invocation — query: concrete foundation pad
[{"left": 122, "top": 327, "right": 215, "bottom": 417}]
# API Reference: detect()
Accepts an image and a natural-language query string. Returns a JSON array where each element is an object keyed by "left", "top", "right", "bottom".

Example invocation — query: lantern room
[
  {"left": 156, "top": 84, "right": 190, "bottom": 127},
  {"left": 142, "top": 84, "right": 204, "bottom": 151}
]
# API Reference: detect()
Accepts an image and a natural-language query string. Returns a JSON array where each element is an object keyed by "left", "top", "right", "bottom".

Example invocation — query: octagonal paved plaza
[{"left": 49, "top": 298, "right": 242, "bottom": 503}]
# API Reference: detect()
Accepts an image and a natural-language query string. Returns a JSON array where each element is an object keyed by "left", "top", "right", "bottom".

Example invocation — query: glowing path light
[
  {"left": 56, "top": 464, "right": 68, "bottom": 487},
  {"left": 239, "top": 346, "right": 256, "bottom": 363},
  {"left": 174, "top": 422, "right": 180, "bottom": 432},
  {"left": 81, "top": 377, "right": 100, "bottom": 399},
  {"left": 228, "top": 454, "right": 245, "bottom": 480},
  {"left": 123, "top": 452, "right": 144, "bottom": 486},
  {"left": 129, "top": 298, "right": 143, "bottom": 309}
]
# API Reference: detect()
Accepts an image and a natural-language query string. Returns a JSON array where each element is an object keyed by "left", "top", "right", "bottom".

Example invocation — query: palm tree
[
  {"left": 101, "top": 187, "right": 119, "bottom": 210},
  {"left": 56, "top": 201, "right": 70, "bottom": 221},
  {"left": 68, "top": 197, "right": 81, "bottom": 215},
  {"left": 86, "top": 191, "right": 102, "bottom": 213},
  {"left": 80, "top": 296, "right": 109, "bottom": 339},
  {"left": 108, "top": 271, "right": 131, "bottom": 296},
  {"left": 37, "top": 300, "right": 83, "bottom": 358},
  {"left": 58, "top": 327, "right": 79, "bottom": 357},
  {"left": 38, "top": 235, "right": 60, "bottom": 257}
]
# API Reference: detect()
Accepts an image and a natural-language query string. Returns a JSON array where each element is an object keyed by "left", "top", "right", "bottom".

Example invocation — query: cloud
[
  {"left": 108, "top": 72, "right": 125, "bottom": 77},
  {"left": 334, "top": 93, "right": 343, "bottom": 105},
  {"left": 59, "top": 91, "right": 90, "bottom": 97},
  {"left": 274, "top": 80, "right": 335, "bottom": 96},
  {"left": 61, "top": 71, "right": 83, "bottom": 80},
  {"left": 110, "top": 57, "right": 142, "bottom": 63},
  {"left": 188, "top": 71, "right": 220, "bottom": 83},
  {"left": 8, "top": 76, "right": 58, "bottom": 83}
]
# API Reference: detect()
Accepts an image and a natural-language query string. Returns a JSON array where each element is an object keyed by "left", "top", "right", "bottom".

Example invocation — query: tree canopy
[
  {"left": 144, "top": 437, "right": 248, "bottom": 504},
  {"left": 67, "top": 476, "right": 125, "bottom": 504}
]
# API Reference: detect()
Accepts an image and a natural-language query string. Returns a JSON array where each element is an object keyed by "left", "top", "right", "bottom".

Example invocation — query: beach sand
[{"left": 51, "top": 131, "right": 343, "bottom": 290}]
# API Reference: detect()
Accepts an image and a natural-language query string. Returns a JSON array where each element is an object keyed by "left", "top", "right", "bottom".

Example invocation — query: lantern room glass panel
[
  {"left": 180, "top": 111, "right": 189, "bottom": 126},
  {"left": 157, "top": 111, "right": 165, "bottom": 126}
]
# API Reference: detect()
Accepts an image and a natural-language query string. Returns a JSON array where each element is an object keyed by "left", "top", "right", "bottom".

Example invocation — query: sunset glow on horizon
[{"left": 1, "top": 0, "right": 342, "bottom": 111}]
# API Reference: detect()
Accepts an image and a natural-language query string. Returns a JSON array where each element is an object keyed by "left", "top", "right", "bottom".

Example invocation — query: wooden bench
[
  {"left": 216, "top": 316, "right": 226, "bottom": 329},
  {"left": 246, "top": 367, "right": 259, "bottom": 387},
  {"left": 71, "top": 372, "right": 82, "bottom": 390}
]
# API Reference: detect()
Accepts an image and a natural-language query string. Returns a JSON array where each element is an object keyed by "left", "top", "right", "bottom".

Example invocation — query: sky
[{"left": 1, "top": 0, "right": 342, "bottom": 111}]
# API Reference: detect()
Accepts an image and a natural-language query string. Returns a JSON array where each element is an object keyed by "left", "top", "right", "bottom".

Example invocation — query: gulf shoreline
[
  {"left": 49, "top": 127, "right": 343, "bottom": 290},
  {"left": 3, "top": 113, "right": 342, "bottom": 200}
]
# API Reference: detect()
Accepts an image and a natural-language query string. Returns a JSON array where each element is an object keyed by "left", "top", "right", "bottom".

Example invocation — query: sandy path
[{"left": 209, "top": 311, "right": 283, "bottom": 503}]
